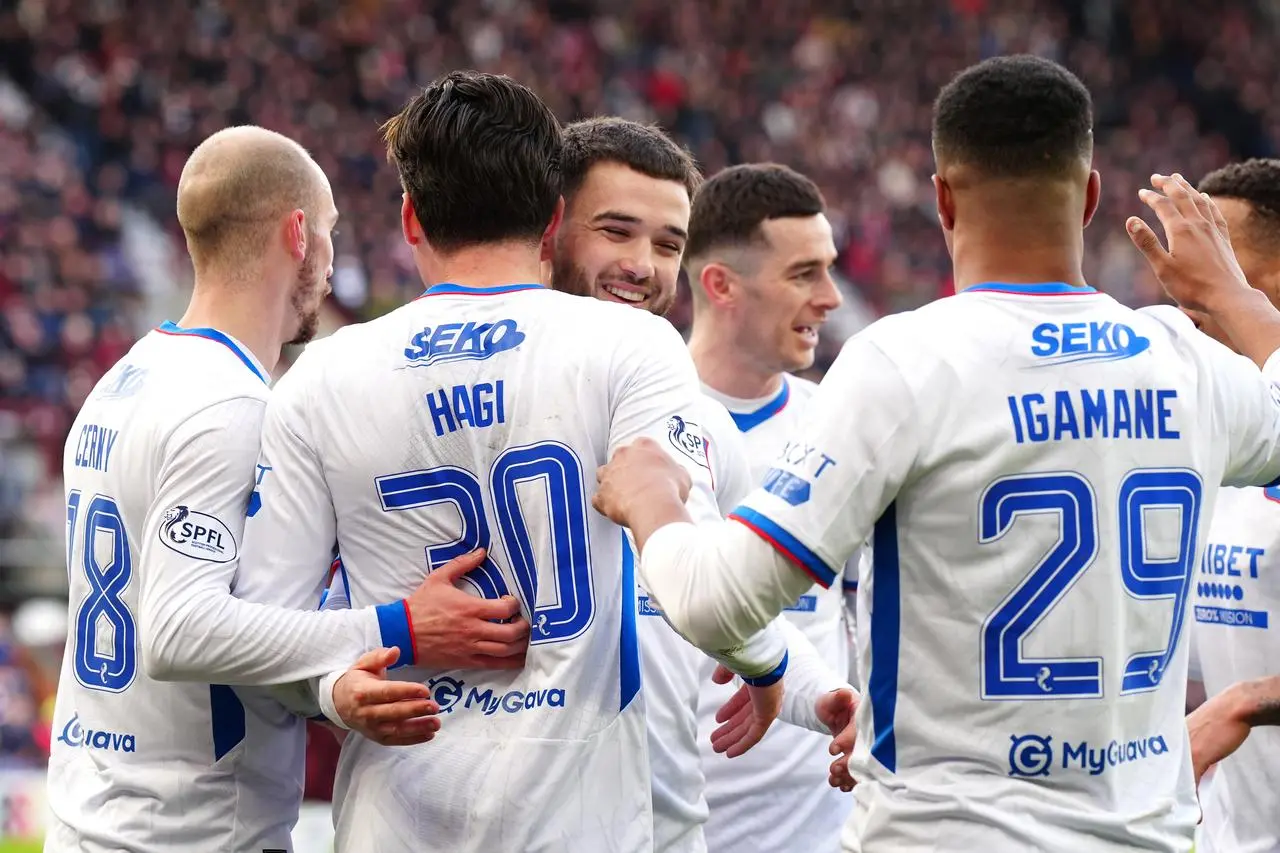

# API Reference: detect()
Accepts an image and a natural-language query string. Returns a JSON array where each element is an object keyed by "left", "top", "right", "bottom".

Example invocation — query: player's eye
[
  {"left": 656, "top": 242, "right": 682, "bottom": 256},
  {"left": 603, "top": 228, "right": 630, "bottom": 239}
]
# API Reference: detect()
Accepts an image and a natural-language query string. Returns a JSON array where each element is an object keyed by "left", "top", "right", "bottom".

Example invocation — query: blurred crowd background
[{"left": 1, "top": 0, "right": 1279, "bottom": 835}]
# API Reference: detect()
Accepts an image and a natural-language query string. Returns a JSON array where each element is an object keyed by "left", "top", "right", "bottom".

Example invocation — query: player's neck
[
  {"left": 178, "top": 285, "right": 285, "bottom": 374},
  {"left": 688, "top": 326, "right": 784, "bottom": 400},
  {"left": 950, "top": 227, "right": 1088, "bottom": 294},
  {"left": 420, "top": 242, "right": 545, "bottom": 291}
]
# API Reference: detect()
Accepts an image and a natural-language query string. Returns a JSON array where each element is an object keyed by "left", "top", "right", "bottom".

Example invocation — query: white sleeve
[
  {"left": 138, "top": 396, "right": 390, "bottom": 686},
  {"left": 776, "top": 618, "right": 854, "bottom": 735},
  {"left": 235, "top": 359, "right": 417, "bottom": 666},
  {"left": 611, "top": 319, "right": 788, "bottom": 681},
  {"left": 731, "top": 335, "right": 919, "bottom": 584},
  {"left": 1215, "top": 347, "right": 1280, "bottom": 487},
  {"left": 636, "top": 334, "right": 918, "bottom": 655}
]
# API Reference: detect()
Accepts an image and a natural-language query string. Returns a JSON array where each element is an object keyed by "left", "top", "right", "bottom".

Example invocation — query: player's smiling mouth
[{"left": 600, "top": 281, "right": 648, "bottom": 304}]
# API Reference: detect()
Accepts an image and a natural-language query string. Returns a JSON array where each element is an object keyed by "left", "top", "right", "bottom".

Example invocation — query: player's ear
[
  {"left": 698, "top": 263, "right": 734, "bottom": 307},
  {"left": 284, "top": 210, "right": 307, "bottom": 262},
  {"left": 933, "top": 174, "right": 956, "bottom": 232},
  {"left": 540, "top": 196, "right": 565, "bottom": 261},
  {"left": 401, "top": 193, "right": 422, "bottom": 246},
  {"left": 1083, "top": 169, "right": 1102, "bottom": 229}
]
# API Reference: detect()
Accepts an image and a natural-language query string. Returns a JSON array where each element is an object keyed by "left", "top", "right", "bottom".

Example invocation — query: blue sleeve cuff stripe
[
  {"left": 729, "top": 507, "right": 838, "bottom": 588},
  {"left": 375, "top": 601, "right": 414, "bottom": 669},
  {"left": 843, "top": 579, "right": 859, "bottom": 592},
  {"left": 741, "top": 650, "right": 788, "bottom": 687}
]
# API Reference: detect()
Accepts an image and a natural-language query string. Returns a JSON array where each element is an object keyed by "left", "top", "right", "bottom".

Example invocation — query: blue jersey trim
[
  {"left": 620, "top": 534, "right": 641, "bottom": 711},
  {"left": 156, "top": 321, "right": 269, "bottom": 385},
  {"left": 728, "top": 507, "right": 837, "bottom": 588},
  {"left": 966, "top": 282, "right": 1097, "bottom": 296},
  {"left": 375, "top": 601, "right": 414, "bottom": 669},
  {"left": 420, "top": 282, "right": 544, "bottom": 297},
  {"left": 742, "top": 650, "right": 789, "bottom": 687},
  {"left": 869, "top": 502, "right": 901, "bottom": 773},
  {"left": 728, "top": 381, "right": 791, "bottom": 433},
  {"left": 209, "top": 684, "right": 246, "bottom": 761}
]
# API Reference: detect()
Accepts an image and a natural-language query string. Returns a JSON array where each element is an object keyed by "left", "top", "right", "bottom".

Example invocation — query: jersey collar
[
  {"left": 418, "top": 282, "right": 545, "bottom": 298},
  {"left": 966, "top": 282, "right": 1098, "bottom": 296},
  {"left": 704, "top": 380, "right": 791, "bottom": 433},
  {"left": 155, "top": 321, "right": 270, "bottom": 386}
]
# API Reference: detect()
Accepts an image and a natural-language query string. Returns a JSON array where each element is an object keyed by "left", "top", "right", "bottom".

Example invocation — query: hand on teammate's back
[
  {"left": 706, "top": 664, "right": 785, "bottom": 758},
  {"left": 404, "top": 548, "right": 530, "bottom": 670},
  {"left": 332, "top": 647, "right": 441, "bottom": 746},
  {"left": 821, "top": 689, "right": 859, "bottom": 792}
]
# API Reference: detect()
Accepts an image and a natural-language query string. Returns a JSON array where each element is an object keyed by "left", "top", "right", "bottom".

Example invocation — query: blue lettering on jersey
[
  {"left": 100, "top": 363, "right": 146, "bottom": 398},
  {"left": 246, "top": 464, "right": 271, "bottom": 518},
  {"left": 56, "top": 714, "right": 137, "bottom": 753},
  {"left": 1007, "top": 389, "right": 1179, "bottom": 443},
  {"left": 426, "top": 381, "right": 507, "bottom": 437},
  {"left": 783, "top": 594, "right": 818, "bottom": 612},
  {"left": 1029, "top": 321, "right": 1151, "bottom": 365},
  {"left": 427, "top": 674, "right": 566, "bottom": 717},
  {"left": 1008, "top": 731, "right": 1168, "bottom": 778},
  {"left": 73, "top": 423, "right": 120, "bottom": 473},
  {"left": 762, "top": 468, "right": 812, "bottom": 506},
  {"left": 777, "top": 440, "right": 837, "bottom": 479},
  {"left": 1195, "top": 541, "right": 1269, "bottom": 628},
  {"left": 404, "top": 320, "right": 525, "bottom": 366}
]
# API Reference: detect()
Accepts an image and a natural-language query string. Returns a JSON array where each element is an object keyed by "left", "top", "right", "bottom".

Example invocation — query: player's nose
[
  {"left": 812, "top": 269, "right": 843, "bottom": 312},
  {"left": 618, "top": 248, "right": 654, "bottom": 281}
]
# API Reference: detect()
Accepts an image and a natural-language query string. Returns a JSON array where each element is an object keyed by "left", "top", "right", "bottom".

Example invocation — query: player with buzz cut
[
  {"left": 678, "top": 161, "right": 853, "bottom": 852},
  {"left": 1179, "top": 158, "right": 1280, "bottom": 853},
  {"left": 549, "top": 115, "right": 858, "bottom": 853},
  {"left": 46, "top": 125, "right": 525, "bottom": 853},
  {"left": 232, "top": 71, "right": 792, "bottom": 853},
  {"left": 591, "top": 54, "right": 1280, "bottom": 852}
]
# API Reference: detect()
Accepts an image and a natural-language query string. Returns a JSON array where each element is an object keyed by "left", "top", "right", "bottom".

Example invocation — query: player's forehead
[
  {"left": 756, "top": 213, "right": 837, "bottom": 266},
  {"left": 570, "top": 161, "right": 691, "bottom": 230}
]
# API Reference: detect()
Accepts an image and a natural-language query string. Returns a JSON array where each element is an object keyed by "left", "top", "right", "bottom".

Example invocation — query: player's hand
[
  {"left": 404, "top": 548, "right": 530, "bottom": 671},
  {"left": 819, "top": 688, "right": 859, "bottom": 792},
  {"left": 1127, "top": 173, "right": 1251, "bottom": 315},
  {"left": 708, "top": 664, "right": 784, "bottom": 758},
  {"left": 593, "top": 437, "right": 692, "bottom": 529},
  {"left": 333, "top": 647, "right": 441, "bottom": 747},
  {"left": 1187, "top": 683, "right": 1253, "bottom": 786}
]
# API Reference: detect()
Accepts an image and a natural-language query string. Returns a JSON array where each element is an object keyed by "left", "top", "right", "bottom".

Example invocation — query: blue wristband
[
  {"left": 375, "top": 600, "right": 415, "bottom": 669},
  {"left": 741, "top": 650, "right": 788, "bottom": 687}
]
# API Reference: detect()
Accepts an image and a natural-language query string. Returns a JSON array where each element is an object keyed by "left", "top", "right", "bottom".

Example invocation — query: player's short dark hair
[
  {"left": 382, "top": 71, "right": 561, "bottom": 252},
  {"left": 1198, "top": 159, "right": 1280, "bottom": 253},
  {"left": 560, "top": 118, "right": 701, "bottom": 200},
  {"left": 685, "top": 163, "right": 825, "bottom": 259},
  {"left": 932, "top": 54, "right": 1094, "bottom": 180}
]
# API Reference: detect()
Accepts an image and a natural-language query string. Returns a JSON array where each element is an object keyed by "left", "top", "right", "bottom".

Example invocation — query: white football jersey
[
  {"left": 1192, "top": 486, "right": 1280, "bottom": 853},
  {"left": 235, "top": 282, "right": 787, "bottom": 853},
  {"left": 698, "top": 376, "right": 854, "bottom": 852},
  {"left": 47, "top": 323, "right": 399, "bottom": 853},
  {"left": 640, "top": 395, "right": 750, "bottom": 853},
  {"left": 719, "top": 283, "right": 1280, "bottom": 852}
]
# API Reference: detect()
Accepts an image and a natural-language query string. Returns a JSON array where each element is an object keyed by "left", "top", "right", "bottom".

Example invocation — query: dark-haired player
[
  {"left": 592, "top": 55, "right": 1280, "bottom": 851},
  {"left": 1184, "top": 158, "right": 1280, "bottom": 853},
  {"left": 233, "top": 73, "right": 792, "bottom": 852}
]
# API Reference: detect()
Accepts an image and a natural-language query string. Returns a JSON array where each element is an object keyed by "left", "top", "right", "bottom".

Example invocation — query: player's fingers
[
  {"left": 467, "top": 639, "right": 529, "bottom": 659},
  {"left": 468, "top": 613, "right": 530, "bottom": 643},
  {"left": 366, "top": 716, "right": 442, "bottom": 745},
  {"left": 459, "top": 653, "right": 527, "bottom": 670},
  {"left": 714, "top": 686, "right": 749, "bottom": 725},
  {"left": 1202, "top": 191, "right": 1231, "bottom": 237},
  {"left": 723, "top": 721, "right": 768, "bottom": 759},
  {"left": 1126, "top": 217, "right": 1169, "bottom": 273},
  {"left": 355, "top": 698, "right": 439, "bottom": 724},
  {"left": 375, "top": 731, "right": 439, "bottom": 747},
  {"left": 710, "top": 714, "right": 753, "bottom": 755},
  {"left": 1157, "top": 173, "right": 1202, "bottom": 221},
  {"left": 353, "top": 646, "right": 399, "bottom": 673},
  {"left": 465, "top": 594, "right": 522, "bottom": 623},
  {"left": 710, "top": 664, "right": 735, "bottom": 685},
  {"left": 1136, "top": 188, "right": 1180, "bottom": 234},
  {"left": 431, "top": 548, "right": 487, "bottom": 583},
  {"left": 1174, "top": 174, "right": 1213, "bottom": 222},
  {"left": 349, "top": 680, "right": 431, "bottom": 708}
]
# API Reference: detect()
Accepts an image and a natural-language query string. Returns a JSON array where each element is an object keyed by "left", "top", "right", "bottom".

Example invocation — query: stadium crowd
[{"left": 1, "top": 0, "right": 1280, "bottom": 777}]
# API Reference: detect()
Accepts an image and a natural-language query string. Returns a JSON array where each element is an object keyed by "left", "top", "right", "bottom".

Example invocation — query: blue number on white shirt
[
  {"left": 979, "top": 472, "right": 1101, "bottom": 698},
  {"left": 68, "top": 494, "right": 137, "bottom": 692},
  {"left": 1117, "top": 469, "right": 1200, "bottom": 693},
  {"left": 979, "top": 468, "right": 1202, "bottom": 699},
  {"left": 377, "top": 441, "right": 594, "bottom": 645}
]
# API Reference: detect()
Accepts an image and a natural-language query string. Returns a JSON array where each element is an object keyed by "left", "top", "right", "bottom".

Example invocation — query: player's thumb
[
  {"left": 432, "top": 548, "right": 487, "bottom": 584},
  {"left": 355, "top": 646, "right": 398, "bottom": 674},
  {"left": 1125, "top": 217, "right": 1167, "bottom": 270},
  {"left": 711, "top": 664, "right": 735, "bottom": 685}
]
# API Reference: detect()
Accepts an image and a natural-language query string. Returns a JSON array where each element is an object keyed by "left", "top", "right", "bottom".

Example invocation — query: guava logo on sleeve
[
  {"left": 666, "top": 416, "right": 710, "bottom": 469},
  {"left": 159, "top": 505, "right": 237, "bottom": 563},
  {"left": 56, "top": 714, "right": 137, "bottom": 752}
]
